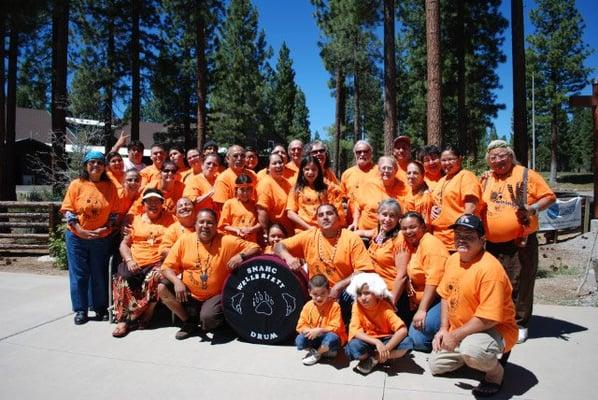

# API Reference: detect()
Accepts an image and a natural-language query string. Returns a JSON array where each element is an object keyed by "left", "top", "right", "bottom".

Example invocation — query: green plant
[{"left": 49, "top": 224, "right": 68, "bottom": 270}]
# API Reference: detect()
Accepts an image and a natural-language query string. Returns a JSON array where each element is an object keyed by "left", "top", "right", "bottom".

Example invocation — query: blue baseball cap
[{"left": 83, "top": 150, "right": 105, "bottom": 164}]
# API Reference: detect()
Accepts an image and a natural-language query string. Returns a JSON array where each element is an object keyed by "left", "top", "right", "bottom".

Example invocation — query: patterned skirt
[{"left": 112, "top": 264, "right": 162, "bottom": 323}]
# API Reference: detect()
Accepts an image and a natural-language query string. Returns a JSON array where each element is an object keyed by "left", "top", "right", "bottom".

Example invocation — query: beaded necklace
[
  {"left": 195, "top": 238, "right": 214, "bottom": 289},
  {"left": 317, "top": 229, "right": 341, "bottom": 276}
]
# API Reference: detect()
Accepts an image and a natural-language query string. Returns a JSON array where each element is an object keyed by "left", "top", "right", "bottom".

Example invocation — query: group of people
[{"left": 60, "top": 133, "right": 556, "bottom": 397}]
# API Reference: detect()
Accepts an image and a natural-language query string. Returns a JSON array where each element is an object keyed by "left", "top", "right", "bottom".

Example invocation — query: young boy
[
  {"left": 345, "top": 273, "right": 413, "bottom": 374},
  {"left": 295, "top": 274, "right": 347, "bottom": 366}
]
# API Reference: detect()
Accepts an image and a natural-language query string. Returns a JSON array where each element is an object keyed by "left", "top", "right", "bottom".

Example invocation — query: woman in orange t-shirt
[
  {"left": 286, "top": 156, "right": 345, "bottom": 232},
  {"left": 182, "top": 153, "right": 219, "bottom": 211},
  {"left": 430, "top": 147, "right": 481, "bottom": 251},
  {"left": 218, "top": 174, "right": 261, "bottom": 243},
  {"left": 263, "top": 223, "right": 288, "bottom": 254},
  {"left": 180, "top": 148, "right": 202, "bottom": 183},
  {"left": 404, "top": 161, "right": 434, "bottom": 224},
  {"left": 131, "top": 161, "right": 184, "bottom": 215},
  {"left": 256, "top": 153, "right": 294, "bottom": 236},
  {"left": 169, "top": 145, "right": 189, "bottom": 180},
  {"left": 112, "top": 188, "right": 175, "bottom": 338},
  {"left": 399, "top": 211, "right": 449, "bottom": 351},
  {"left": 106, "top": 151, "right": 126, "bottom": 192},
  {"left": 61, "top": 151, "right": 119, "bottom": 325}
]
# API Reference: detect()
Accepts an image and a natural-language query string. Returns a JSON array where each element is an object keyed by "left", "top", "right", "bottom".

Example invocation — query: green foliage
[
  {"left": 290, "top": 88, "right": 311, "bottom": 144},
  {"left": 48, "top": 224, "right": 68, "bottom": 270}
]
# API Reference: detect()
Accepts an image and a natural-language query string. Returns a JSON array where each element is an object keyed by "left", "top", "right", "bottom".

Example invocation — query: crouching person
[
  {"left": 344, "top": 273, "right": 413, "bottom": 375},
  {"left": 295, "top": 274, "right": 347, "bottom": 366},
  {"left": 429, "top": 214, "right": 517, "bottom": 397},
  {"left": 158, "top": 208, "right": 260, "bottom": 340}
]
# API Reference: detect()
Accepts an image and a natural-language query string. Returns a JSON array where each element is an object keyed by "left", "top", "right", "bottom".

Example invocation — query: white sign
[{"left": 539, "top": 197, "right": 582, "bottom": 231}]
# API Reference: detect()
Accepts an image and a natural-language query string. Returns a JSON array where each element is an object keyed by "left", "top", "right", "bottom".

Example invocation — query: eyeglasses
[
  {"left": 355, "top": 149, "right": 371, "bottom": 155},
  {"left": 488, "top": 153, "right": 510, "bottom": 162},
  {"left": 311, "top": 149, "right": 326, "bottom": 155}
]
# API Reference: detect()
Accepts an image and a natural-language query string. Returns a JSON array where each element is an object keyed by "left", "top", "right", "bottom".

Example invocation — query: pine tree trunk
[
  {"left": 195, "top": 0, "right": 207, "bottom": 150},
  {"left": 131, "top": 0, "right": 141, "bottom": 142},
  {"left": 456, "top": 0, "right": 467, "bottom": 154},
  {"left": 0, "top": 15, "right": 6, "bottom": 199},
  {"left": 425, "top": 0, "right": 442, "bottom": 146},
  {"left": 51, "top": 0, "right": 69, "bottom": 194},
  {"left": 103, "top": 21, "right": 115, "bottom": 152},
  {"left": 334, "top": 67, "right": 345, "bottom": 176},
  {"left": 383, "top": 0, "right": 396, "bottom": 155},
  {"left": 512, "top": 0, "right": 528, "bottom": 166},
  {"left": 353, "top": 70, "right": 360, "bottom": 142},
  {"left": 4, "top": 23, "right": 18, "bottom": 200},
  {"left": 549, "top": 104, "right": 558, "bottom": 185}
]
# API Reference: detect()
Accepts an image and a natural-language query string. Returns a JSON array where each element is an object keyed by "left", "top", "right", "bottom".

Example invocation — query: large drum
[{"left": 222, "top": 255, "right": 308, "bottom": 344}]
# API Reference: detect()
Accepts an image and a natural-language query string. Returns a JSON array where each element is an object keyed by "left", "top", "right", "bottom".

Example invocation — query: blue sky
[{"left": 253, "top": 0, "right": 598, "bottom": 141}]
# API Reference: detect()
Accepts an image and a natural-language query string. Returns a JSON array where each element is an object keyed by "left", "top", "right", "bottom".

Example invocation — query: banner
[{"left": 538, "top": 197, "right": 582, "bottom": 231}]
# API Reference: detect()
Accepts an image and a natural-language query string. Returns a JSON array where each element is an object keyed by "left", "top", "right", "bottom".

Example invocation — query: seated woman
[
  {"left": 399, "top": 212, "right": 449, "bottom": 351},
  {"left": 429, "top": 214, "right": 517, "bottom": 397},
  {"left": 263, "top": 223, "right": 288, "bottom": 255},
  {"left": 112, "top": 189, "right": 175, "bottom": 337}
]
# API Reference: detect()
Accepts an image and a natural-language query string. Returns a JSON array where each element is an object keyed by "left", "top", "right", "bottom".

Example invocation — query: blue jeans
[
  {"left": 338, "top": 290, "right": 353, "bottom": 327},
  {"left": 408, "top": 301, "right": 441, "bottom": 352},
  {"left": 66, "top": 230, "right": 112, "bottom": 313},
  {"left": 295, "top": 332, "right": 340, "bottom": 353},
  {"left": 345, "top": 335, "right": 413, "bottom": 360}
]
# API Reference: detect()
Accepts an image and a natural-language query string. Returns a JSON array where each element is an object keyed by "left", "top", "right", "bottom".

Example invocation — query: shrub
[{"left": 49, "top": 224, "right": 68, "bottom": 270}]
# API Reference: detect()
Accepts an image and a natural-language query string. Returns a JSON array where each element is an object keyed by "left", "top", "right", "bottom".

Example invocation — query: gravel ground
[{"left": 1, "top": 231, "right": 597, "bottom": 307}]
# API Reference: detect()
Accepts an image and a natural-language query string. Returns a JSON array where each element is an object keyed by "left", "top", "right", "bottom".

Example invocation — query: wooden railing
[{"left": 0, "top": 201, "right": 63, "bottom": 254}]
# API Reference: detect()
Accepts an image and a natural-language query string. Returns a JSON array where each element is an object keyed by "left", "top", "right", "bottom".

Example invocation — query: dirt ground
[{"left": 1, "top": 231, "right": 597, "bottom": 307}]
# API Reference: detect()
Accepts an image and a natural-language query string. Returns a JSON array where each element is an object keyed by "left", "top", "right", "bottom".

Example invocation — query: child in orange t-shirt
[
  {"left": 263, "top": 223, "right": 288, "bottom": 254},
  {"left": 295, "top": 275, "right": 347, "bottom": 366},
  {"left": 218, "top": 174, "right": 261, "bottom": 243},
  {"left": 345, "top": 273, "right": 413, "bottom": 375}
]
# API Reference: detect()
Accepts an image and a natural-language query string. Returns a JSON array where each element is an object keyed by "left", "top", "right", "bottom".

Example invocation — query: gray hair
[
  {"left": 485, "top": 140, "right": 518, "bottom": 165},
  {"left": 353, "top": 140, "right": 373, "bottom": 153}
]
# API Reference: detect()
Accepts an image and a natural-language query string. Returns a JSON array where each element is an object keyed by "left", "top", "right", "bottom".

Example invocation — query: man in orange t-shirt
[
  {"left": 159, "top": 209, "right": 260, "bottom": 339},
  {"left": 140, "top": 144, "right": 166, "bottom": 186},
  {"left": 480, "top": 140, "right": 556, "bottom": 343},
  {"left": 341, "top": 140, "right": 379, "bottom": 197},
  {"left": 212, "top": 145, "right": 257, "bottom": 210},
  {"left": 275, "top": 203, "right": 374, "bottom": 323},
  {"left": 429, "top": 214, "right": 517, "bottom": 397}
]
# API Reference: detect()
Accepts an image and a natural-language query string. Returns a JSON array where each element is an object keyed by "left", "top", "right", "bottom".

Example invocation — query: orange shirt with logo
[
  {"left": 61, "top": 179, "right": 119, "bottom": 238},
  {"left": 213, "top": 168, "right": 257, "bottom": 205},
  {"left": 256, "top": 174, "right": 293, "bottom": 233},
  {"left": 348, "top": 300, "right": 406, "bottom": 341},
  {"left": 352, "top": 179, "right": 408, "bottom": 230},
  {"left": 218, "top": 198, "right": 259, "bottom": 243},
  {"left": 129, "top": 212, "right": 176, "bottom": 266},
  {"left": 161, "top": 232, "right": 259, "bottom": 301},
  {"left": 405, "top": 232, "right": 448, "bottom": 305},
  {"left": 280, "top": 228, "right": 374, "bottom": 286},
  {"left": 340, "top": 164, "right": 379, "bottom": 198},
  {"left": 286, "top": 185, "right": 345, "bottom": 230},
  {"left": 430, "top": 169, "right": 482, "bottom": 250},
  {"left": 437, "top": 251, "right": 518, "bottom": 352},
  {"left": 366, "top": 231, "right": 406, "bottom": 291},
  {"left": 481, "top": 165, "right": 555, "bottom": 243},
  {"left": 296, "top": 300, "right": 347, "bottom": 344}
]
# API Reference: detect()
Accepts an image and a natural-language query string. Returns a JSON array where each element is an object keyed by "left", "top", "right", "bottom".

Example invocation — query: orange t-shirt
[
  {"left": 424, "top": 173, "right": 441, "bottom": 191},
  {"left": 256, "top": 174, "right": 293, "bottom": 233},
  {"left": 183, "top": 173, "right": 215, "bottom": 211},
  {"left": 61, "top": 178, "right": 119, "bottom": 238},
  {"left": 286, "top": 185, "right": 345, "bottom": 230},
  {"left": 285, "top": 162, "right": 300, "bottom": 183},
  {"left": 213, "top": 168, "right": 258, "bottom": 205},
  {"left": 158, "top": 220, "right": 195, "bottom": 257},
  {"left": 340, "top": 164, "right": 379, "bottom": 198},
  {"left": 406, "top": 232, "right": 448, "bottom": 305},
  {"left": 218, "top": 198, "right": 259, "bottom": 243},
  {"left": 395, "top": 165, "right": 408, "bottom": 183},
  {"left": 162, "top": 232, "right": 260, "bottom": 301},
  {"left": 107, "top": 170, "right": 125, "bottom": 193},
  {"left": 296, "top": 300, "right": 347, "bottom": 344},
  {"left": 129, "top": 212, "right": 176, "bottom": 266},
  {"left": 366, "top": 231, "right": 406, "bottom": 291},
  {"left": 353, "top": 179, "right": 408, "bottom": 230},
  {"left": 129, "top": 180, "right": 185, "bottom": 216},
  {"left": 481, "top": 165, "right": 555, "bottom": 243},
  {"left": 139, "top": 164, "right": 162, "bottom": 186},
  {"left": 323, "top": 167, "right": 339, "bottom": 186},
  {"left": 404, "top": 189, "right": 435, "bottom": 225},
  {"left": 180, "top": 168, "right": 201, "bottom": 184},
  {"left": 430, "top": 169, "right": 482, "bottom": 250},
  {"left": 437, "top": 251, "right": 518, "bottom": 352},
  {"left": 280, "top": 228, "right": 374, "bottom": 286},
  {"left": 348, "top": 300, "right": 406, "bottom": 340}
]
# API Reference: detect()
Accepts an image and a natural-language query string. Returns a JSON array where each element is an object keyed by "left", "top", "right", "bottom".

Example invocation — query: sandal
[
  {"left": 472, "top": 378, "right": 503, "bottom": 397},
  {"left": 112, "top": 323, "right": 129, "bottom": 338}
]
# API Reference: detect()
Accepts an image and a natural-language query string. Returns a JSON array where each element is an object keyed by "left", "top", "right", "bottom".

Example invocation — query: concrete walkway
[{"left": 0, "top": 271, "right": 596, "bottom": 399}]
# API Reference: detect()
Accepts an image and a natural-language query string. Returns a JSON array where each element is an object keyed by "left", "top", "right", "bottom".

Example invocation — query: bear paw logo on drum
[{"left": 252, "top": 291, "right": 274, "bottom": 315}]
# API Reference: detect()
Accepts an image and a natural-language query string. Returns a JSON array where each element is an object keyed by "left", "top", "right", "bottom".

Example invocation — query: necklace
[
  {"left": 194, "top": 238, "right": 214, "bottom": 289},
  {"left": 317, "top": 229, "right": 341, "bottom": 276}
]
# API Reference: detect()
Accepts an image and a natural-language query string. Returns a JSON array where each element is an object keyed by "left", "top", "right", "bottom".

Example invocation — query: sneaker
[
  {"left": 302, "top": 349, "right": 322, "bottom": 366},
  {"left": 517, "top": 327, "right": 528, "bottom": 344},
  {"left": 175, "top": 321, "right": 197, "bottom": 340},
  {"left": 356, "top": 356, "right": 379, "bottom": 374}
]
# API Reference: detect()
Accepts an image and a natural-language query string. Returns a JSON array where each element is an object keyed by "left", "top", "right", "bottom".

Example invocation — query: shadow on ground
[{"left": 528, "top": 314, "right": 588, "bottom": 341}]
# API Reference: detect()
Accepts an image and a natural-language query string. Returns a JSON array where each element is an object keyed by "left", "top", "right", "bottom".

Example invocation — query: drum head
[{"left": 223, "top": 255, "right": 307, "bottom": 344}]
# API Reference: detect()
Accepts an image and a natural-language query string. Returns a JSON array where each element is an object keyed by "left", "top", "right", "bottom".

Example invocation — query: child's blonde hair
[{"left": 346, "top": 273, "right": 392, "bottom": 301}]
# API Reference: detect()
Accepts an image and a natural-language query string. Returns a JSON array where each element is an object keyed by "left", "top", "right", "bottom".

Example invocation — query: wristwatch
[{"left": 240, "top": 252, "right": 247, "bottom": 261}]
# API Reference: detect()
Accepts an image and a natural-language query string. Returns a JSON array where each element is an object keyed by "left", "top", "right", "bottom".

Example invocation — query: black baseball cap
[{"left": 449, "top": 214, "right": 484, "bottom": 235}]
